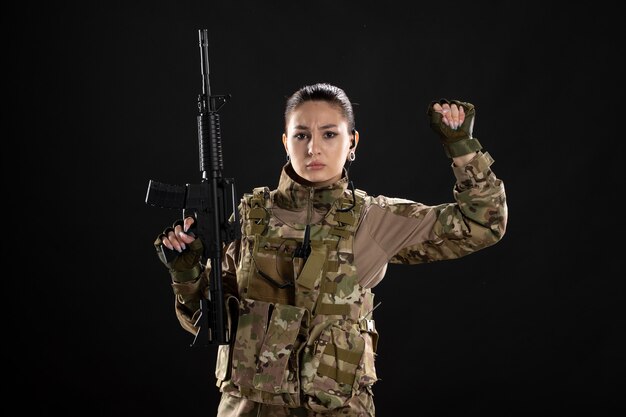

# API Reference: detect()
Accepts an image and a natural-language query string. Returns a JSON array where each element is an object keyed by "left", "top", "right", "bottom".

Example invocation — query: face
[{"left": 283, "top": 101, "right": 358, "bottom": 187}]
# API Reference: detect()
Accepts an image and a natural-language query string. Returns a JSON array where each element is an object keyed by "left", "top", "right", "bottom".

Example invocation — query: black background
[{"left": 8, "top": 1, "right": 623, "bottom": 416}]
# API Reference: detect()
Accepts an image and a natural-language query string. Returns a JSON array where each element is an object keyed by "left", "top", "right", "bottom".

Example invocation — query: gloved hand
[
  {"left": 154, "top": 217, "right": 203, "bottom": 282},
  {"left": 427, "top": 98, "right": 482, "bottom": 158}
]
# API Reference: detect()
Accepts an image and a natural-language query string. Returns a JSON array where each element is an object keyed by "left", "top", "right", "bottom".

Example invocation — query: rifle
[{"left": 145, "top": 28, "right": 240, "bottom": 346}]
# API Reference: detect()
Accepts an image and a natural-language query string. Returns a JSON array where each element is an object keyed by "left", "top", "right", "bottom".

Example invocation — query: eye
[
  {"left": 293, "top": 133, "right": 308, "bottom": 140},
  {"left": 323, "top": 131, "right": 338, "bottom": 139}
]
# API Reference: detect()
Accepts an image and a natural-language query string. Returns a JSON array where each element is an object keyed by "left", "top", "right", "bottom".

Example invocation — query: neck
[{"left": 275, "top": 163, "right": 349, "bottom": 211}]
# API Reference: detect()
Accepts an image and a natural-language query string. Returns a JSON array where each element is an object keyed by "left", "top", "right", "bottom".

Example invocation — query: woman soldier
[{"left": 154, "top": 83, "right": 508, "bottom": 416}]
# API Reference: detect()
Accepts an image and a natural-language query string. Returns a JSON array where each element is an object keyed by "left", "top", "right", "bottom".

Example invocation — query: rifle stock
[{"left": 145, "top": 29, "right": 240, "bottom": 346}]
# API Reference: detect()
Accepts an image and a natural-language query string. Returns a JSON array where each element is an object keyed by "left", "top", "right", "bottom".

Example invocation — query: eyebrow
[{"left": 294, "top": 124, "right": 338, "bottom": 130}]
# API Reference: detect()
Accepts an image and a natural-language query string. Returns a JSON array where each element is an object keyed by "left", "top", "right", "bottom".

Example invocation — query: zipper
[{"left": 306, "top": 187, "right": 314, "bottom": 225}]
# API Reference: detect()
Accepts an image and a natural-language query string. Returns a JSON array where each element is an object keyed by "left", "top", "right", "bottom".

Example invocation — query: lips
[{"left": 307, "top": 161, "right": 325, "bottom": 168}]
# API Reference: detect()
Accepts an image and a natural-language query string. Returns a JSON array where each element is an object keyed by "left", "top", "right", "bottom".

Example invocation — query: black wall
[{"left": 8, "top": 1, "right": 622, "bottom": 416}]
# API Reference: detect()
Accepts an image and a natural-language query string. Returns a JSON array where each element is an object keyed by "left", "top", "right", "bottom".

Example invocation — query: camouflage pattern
[
  {"left": 166, "top": 152, "right": 508, "bottom": 416},
  {"left": 217, "top": 165, "right": 378, "bottom": 413},
  {"left": 216, "top": 391, "right": 374, "bottom": 416},
  {"left": 230, "top": 298, "right": 309, "bottom": 404},
  {"left": 388, "top": 152, "right": 507, "bottom": 264}
]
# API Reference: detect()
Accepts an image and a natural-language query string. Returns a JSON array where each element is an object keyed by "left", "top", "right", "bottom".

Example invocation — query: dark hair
[{"left": 284, "top": 83, "right": 355, "bottom": 132}]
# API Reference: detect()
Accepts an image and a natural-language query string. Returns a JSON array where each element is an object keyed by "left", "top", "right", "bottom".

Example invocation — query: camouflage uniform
[{"left": 169, "top": 151, "right": 507, "bottom": 416}]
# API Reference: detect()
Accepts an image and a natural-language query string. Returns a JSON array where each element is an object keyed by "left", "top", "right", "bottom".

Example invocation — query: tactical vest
[{"left": 215, "top": 184, "right": 379, "bottom": 411}]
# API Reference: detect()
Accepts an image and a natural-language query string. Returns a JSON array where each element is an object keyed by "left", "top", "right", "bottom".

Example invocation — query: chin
[
  {"left": 310, "top": 175, "right": 339, "bottom": 186},
  {"left": 293, "top": 165, "right": 338, "bottom": 185},
  {"left": 302, "top": 175, "right": 323, "bottom": 182}
]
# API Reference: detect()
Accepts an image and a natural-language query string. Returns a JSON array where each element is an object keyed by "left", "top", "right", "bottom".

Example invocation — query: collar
[{"left": 273, "top": 163, "right": 349, "bottom": 211}]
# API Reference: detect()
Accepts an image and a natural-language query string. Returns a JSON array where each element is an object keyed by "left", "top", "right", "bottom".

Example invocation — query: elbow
[
  {"left": 486, "top": 200, "right": 508, "bottom": 242},
  {"left": 487, "top": 212, "right": 508, "bottom": 246},
  {"left": 471, "top": 213, "right": 507, "bottom": 249}
]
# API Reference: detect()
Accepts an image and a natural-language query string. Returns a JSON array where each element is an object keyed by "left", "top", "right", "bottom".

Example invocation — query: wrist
[
  {"left": 444, "top": 137, "right": 483, "bottom": 158},
  {"left": 170, "top": 263, "right": 203, "bottom": 283},
  {"left": 452, "top": 151, "right": 477, "bottom": 167}
]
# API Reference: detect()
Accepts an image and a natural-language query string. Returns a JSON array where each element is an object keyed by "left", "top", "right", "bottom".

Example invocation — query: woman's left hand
[{"left": 432, "top": 101, "right": 465, "bottom": 130}]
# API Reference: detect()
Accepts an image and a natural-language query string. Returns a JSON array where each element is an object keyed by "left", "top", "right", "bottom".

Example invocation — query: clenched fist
[{"left": 427, "top": 99, "right": 482, "bottom": 158}]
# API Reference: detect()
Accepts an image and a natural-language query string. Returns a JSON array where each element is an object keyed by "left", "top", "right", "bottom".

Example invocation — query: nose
[{"left": 307, "top": 134, "right": 321, "bottom": 155}]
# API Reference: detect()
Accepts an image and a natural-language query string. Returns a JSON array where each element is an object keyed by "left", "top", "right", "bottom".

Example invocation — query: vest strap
[
  {"left": 244, "top": 187, "right": 271, "bottom": 236},
  {"left": 320, "top": 281, "right": 337, "bottom": 294},
  {"left": 316, "top": 303, "right": 350, "bottom": 316},
  {"left": 248, "top": 207, "right": 266, "bottom": 219},
  {"left": 323, "top": 343, "right": 362, "bottom": 365},
  {"left": 316, "top": 363, "right": 354, "bottom": 385},
  {"left": 250, "top": 223, "right": 266, "bottom": 235},
  {"left": 334, "top": 211, "right": 357, "bottom": 225},
  {"left": 329, "top": 227, "right": 350, "bottom": 239},
  {"left": 296, "top": 244, "right": 327, "bottom": 290}
]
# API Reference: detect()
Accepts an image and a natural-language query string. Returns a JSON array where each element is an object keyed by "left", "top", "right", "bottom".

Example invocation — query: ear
[
  {"left": 351, "top": 129, "right": 360, "bottom": 149},
  {"left": 282, "top": 133, "right": 289, "bottom": 153}
]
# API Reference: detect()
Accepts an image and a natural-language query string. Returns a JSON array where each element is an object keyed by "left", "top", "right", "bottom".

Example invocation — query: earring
[
  {"left": 348, "top": 150, "right": 356, "bottom": 161},
  {"left": 286, "top": 154, "right": 290, "bottom": 162}
]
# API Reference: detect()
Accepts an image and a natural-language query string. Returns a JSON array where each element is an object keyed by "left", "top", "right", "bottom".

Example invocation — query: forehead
[{"left": 287, "top": 101, "right": 346, "bottom": 127}]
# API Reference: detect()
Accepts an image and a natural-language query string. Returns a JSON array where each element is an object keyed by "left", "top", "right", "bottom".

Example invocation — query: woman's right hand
[
  {"left": 161, "top": 216, "right": 196, "bottom": 253},
  {"left": 154, "top": 216, "right": 204, "bottom": 276}
]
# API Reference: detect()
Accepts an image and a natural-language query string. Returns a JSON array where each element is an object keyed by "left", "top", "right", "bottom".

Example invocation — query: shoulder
[
  {"left": 360, "top": 192, "right": 432, "bottom": 221},
  {"left": 237, "top": 186, "right": 271, "bottom": 225},
  {"left": 357, "top": 188, "right": 417, "bottom": 210},
  {"left": 240, "top": 186, "right": 271, "bottom": 208}
]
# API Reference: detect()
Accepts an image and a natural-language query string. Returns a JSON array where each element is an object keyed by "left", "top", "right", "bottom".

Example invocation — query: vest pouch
[
  {"left": 231, "top": 298, "right": 308, "bottom": 405},
  {"left": 358, "top": 324, "right": 379, "bottom": 390},
  {"left": 248, "top": 236, "right": 297, "bottom": 304},
  {"left": 301, "top": 320, "right": 366, "bottom": 411}
]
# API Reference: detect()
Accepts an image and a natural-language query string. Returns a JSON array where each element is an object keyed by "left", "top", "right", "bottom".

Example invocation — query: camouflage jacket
[{"left": 169, "top": 150, "right": 507, "bottom": 410}]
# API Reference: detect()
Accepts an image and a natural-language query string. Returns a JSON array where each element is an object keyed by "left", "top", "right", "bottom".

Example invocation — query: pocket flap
[{"left": 253, "top": 303, "right": 309, "bottom": 393}]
